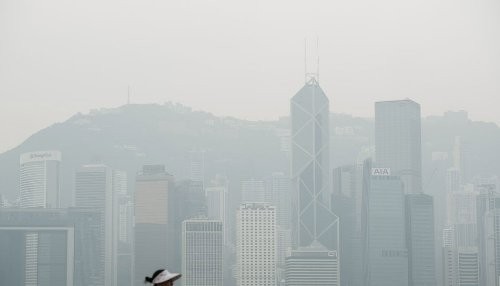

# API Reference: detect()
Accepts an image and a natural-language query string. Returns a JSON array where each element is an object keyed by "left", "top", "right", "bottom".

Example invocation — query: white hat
[{"left": 152, "top": 269, "right": 181, "bottom": 284}]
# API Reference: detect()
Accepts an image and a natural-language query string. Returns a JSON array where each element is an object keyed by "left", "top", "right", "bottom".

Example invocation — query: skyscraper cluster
[{"left": 0, "top": 71, "right": 499, "bottom": 286}]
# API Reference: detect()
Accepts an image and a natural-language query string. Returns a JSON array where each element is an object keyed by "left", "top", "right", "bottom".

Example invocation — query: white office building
[
  {"left": 19, "top": 150, "right": 61, "bottom": 208},
  {"left": 182, "top": 219, "right": 224, "bottom": 286},
  {"left": 236, "top": 203, "right": 276, "bottom": 286},
  {"left": 19, "top": 150, "right": 62, "bottom": 286}
]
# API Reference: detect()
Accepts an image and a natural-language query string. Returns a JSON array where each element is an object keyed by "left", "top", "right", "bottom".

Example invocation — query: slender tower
[{"left": 290, "top": 44, "right": 339, "bottom": 251}]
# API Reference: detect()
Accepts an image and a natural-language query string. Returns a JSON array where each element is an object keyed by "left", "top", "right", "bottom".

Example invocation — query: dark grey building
[
  {"left": 363, "top": 174, "right": 408, "bottom": 286},
  {"left": 0, "top": 208, "right": 102, "bottom": 286},
  {"left": 406, "top": 194, "right": 436, "bottom": 286},
  {"left": 75, "top": 164, "right": 117, "bottom": 286},
  {"left": 375, "top": 99, "right": 422, "bottom": 194}
]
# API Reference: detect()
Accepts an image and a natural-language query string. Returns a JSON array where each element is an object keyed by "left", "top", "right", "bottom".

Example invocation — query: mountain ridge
[{"left": 1, "top": 103, "right": 499, "bottom": 206}]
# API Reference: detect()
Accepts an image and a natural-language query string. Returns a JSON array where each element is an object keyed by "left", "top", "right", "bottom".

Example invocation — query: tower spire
[{"left": 304, "top": 37, "right": 320, "bottom": 85}]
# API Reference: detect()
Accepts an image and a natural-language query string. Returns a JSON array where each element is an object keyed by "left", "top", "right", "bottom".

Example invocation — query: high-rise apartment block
[{"left": 236, "top": 203, "right": 276, "bottom": 286}]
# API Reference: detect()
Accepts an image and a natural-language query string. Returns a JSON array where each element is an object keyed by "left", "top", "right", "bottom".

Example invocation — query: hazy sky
[{"left": 1, "top": 0, "right": 499, "bottom": 153}]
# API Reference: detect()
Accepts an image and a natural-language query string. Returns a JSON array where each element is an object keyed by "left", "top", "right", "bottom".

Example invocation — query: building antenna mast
[
  {"left": 304, "top": 38, "right": 307, "bottom": 84},
  {"left": 316, "top": 37, "right": 320, "bottom": 84}
]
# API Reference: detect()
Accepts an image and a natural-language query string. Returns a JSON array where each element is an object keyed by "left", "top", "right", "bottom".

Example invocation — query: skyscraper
[
  {"left": 332, "top": 165, "right": 359, "bottom": 286},
  {"left": 290, "top": 77, "right": 339, "bottom": 251},
  {"left": 375, "top": 100, "right": 422, "bottom": 194},
  {"left": 406, "top": 194, "right": 436, "bottom": 286},
  {"left": 75, "top": 164, "right": 117, "bottom": 286},
  {"left": 363, "top": 174, "right": 408, "bottom": 286},
  {"left": 206, "top": 186, "right": 227, "bottom": 243},
  {"left": 236, "top": 203, "right": 276, "bottom": 286},
  {"left": 476, "top": 184, "right": 500, "bottom": 286},
  {"left": 134, "top": 165, "right": 175, "bottom": 285},
  {"left": 113, "top": 170, "right": 133, "bottom": 286},
  {"left": 19, "top": 150, "right": 62, "bottom": 286},
  {"left": 19, "top": 150, "right": 61, "bottom": 208},
  {"left": 182, "top": 219, "right": 224, "bottom": 286}
]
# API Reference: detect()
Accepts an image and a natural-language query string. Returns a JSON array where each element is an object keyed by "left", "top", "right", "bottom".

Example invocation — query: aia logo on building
[{"left": 371, "top": 168, "right": 391, "bottom": 176}]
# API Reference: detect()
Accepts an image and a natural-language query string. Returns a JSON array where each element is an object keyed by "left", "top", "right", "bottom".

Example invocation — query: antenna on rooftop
[{"left": 304, "top": 36, "right": 320, "bottom": 84}]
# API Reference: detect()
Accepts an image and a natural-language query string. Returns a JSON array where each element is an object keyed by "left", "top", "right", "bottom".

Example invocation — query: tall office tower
[
  {"left": 332, "top": 165, "right": 359, "bottom": 286},
  {"left": 375, "top": 99, "right": 422, "bottom": 194},
  {"left": 363, "top": 174, "right": 408, "bottom": 286},
  {"left": 290, "top": 77, "right": 339, "bottom": 251},
  {"left": 476, "top": 185, "right": 500, "bottom": 286},
  {"left": 270, "top": 172, "right": 292, "bottom": 285},
  {"left": 446, "top": 168, "right": 461, "bottom": 193},
  {"left": 75, "top": 164, "right": 117, "bottom": 286},
  {"left": 271, "top": 172, "right": 291, "bottom": 229},
  {"left": 443, "top": 185, "right": 479, "bottom": 286},
  {"left": 19, "top": 150, "right": 61, "bottom": 208},
  {"left": 446, "top": 188, "right": 478, "bottom": 247},
  {"left": 285, "top": 246, "right": 340, "bottom": 286},
  {"left": 189, "top": 150, "right": 205, "bottom": 184},
  {"left": 113, "top": 170, "right": 133, "bottom": 286},
  {"left": 240, "top": 178, "right": 266, "bottom": 203},
  {"left": 182, "top": 219, "right": 224, "bottom": 286},
  {"left": 206, "top": 186, "right": 227, "bottom": 221},
  {"left": 236, "top": 203, "right": 276, "bottom": 286},
  {"left": 180, "top": 180, "right": 207, "bottom": 219},
  {"left": 442, "top": 226, "right": 458, "bottom": 286},
  {"left": 134, "top": 165, "right": 175, "bottom": 285},
  {"left": 452, "top": 136, "right": 466, "bottom": 183},
  {"left": 406, "top": 194, "right": 436, "bottom": 286},
  {"left": 19, "top": 151, "right": 62, "bottom": 286}
]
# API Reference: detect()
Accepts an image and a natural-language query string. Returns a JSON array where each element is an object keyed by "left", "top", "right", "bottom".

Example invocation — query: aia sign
[{"left": 371, "top": 168, "right": 391, "bottom": 176}]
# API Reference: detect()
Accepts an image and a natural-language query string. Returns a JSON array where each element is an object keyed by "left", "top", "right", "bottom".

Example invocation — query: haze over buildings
[{"left": 1, "top": 2, "right": 500, "bottom": 286}]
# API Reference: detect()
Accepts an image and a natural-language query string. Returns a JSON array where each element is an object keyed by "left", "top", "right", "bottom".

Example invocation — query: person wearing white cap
[{"left": 145, "top": 269, "right": 182, "bottom": 286}]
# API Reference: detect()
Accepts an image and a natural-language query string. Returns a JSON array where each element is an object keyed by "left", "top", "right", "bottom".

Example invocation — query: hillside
[{"left": 0, "top": 104, "right": 499, "bottom": 207}]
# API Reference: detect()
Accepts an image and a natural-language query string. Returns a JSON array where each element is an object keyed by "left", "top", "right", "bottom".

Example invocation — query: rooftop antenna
[
  {"left": 304, "top": 37, "right": 320, "bottom": 84},
  {"left": 316, "top": 36, "right": 320, "bottom": 83},
  {"left": 304, "top": 38, "right": 307, "bottom": 84}
]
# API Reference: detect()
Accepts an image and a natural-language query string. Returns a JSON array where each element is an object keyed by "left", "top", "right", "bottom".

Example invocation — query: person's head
[{"left": 145, "top": 269, "right": 181, "bottom": 286}]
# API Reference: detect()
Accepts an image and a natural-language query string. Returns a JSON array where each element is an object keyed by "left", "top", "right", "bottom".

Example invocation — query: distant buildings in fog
[{"left": 3, "top": 73, "right": 500, "bottom": 286}]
